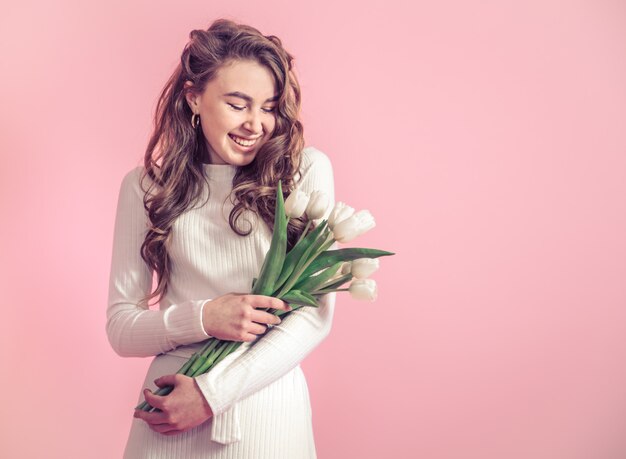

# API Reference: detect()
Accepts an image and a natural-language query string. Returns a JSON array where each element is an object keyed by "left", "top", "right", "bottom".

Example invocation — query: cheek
[
  {"left": 267, "top": 118, "right": 277, "bottom": 135},
  {"left": 211, "top": 107, "right": 239, "bottom": 130}
]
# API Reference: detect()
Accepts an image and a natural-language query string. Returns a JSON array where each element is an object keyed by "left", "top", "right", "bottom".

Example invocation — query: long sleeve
[
  {"left": 106, "top": 167, "right": 211, "bottom": 358},
  {"left": 195, "top": 147, "right": 337, "bottom": 417}
]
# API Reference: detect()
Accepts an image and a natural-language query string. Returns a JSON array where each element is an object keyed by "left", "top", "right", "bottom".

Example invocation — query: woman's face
[{"left": 185, "top": 59, "right": 278, "bottom": 166}]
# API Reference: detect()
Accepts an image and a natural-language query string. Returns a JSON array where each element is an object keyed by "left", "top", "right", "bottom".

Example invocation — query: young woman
[{"left": 107, "top": 19, "right": 337, "bottom": 459}]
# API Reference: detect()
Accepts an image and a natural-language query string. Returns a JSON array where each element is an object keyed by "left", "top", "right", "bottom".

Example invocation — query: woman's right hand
[{"left": 201, "top": 293, "right": 292, "bottom": 342}]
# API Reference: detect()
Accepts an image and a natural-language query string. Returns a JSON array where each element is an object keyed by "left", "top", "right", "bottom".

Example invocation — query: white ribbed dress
[{"left": 106, "top": 146, "right": 337, "bottom": 459}]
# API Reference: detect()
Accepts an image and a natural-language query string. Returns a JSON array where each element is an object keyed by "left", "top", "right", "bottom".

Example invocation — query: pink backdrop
[{"left": 2, "top": 1, "right": 626, "bottom": 458}]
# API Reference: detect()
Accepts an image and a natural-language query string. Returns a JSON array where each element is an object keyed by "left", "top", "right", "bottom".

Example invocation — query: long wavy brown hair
[{"left": 137, "top": 19, "right": 309, "bottom": 308}]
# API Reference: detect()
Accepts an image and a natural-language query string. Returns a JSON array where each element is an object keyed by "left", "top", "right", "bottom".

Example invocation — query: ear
[{"left": 184, "top": 81, "right": 199, "bottom": 112}]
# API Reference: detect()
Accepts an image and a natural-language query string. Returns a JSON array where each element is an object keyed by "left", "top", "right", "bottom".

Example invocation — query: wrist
[
  {"left": 200, "top": 299, "right": 212, "bottom": 335},
  {"left": 193, "top": 378, "right": 214, "bottom": 417}
]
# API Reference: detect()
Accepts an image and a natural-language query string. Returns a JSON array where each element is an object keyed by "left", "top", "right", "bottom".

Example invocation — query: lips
[
  {"left": 228, "top": 134, "right": 259, "bottom": 151},
  {"left": 228, "top": 133, "right": 260, "bottom": 147},
  {"left": 230, "top": 134, "right": 261, "bottom": 141}
]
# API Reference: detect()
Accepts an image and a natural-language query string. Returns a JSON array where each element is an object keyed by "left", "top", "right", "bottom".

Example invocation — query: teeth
[{"left": 230, "top": 134, "right": 258, "bottom": 147}]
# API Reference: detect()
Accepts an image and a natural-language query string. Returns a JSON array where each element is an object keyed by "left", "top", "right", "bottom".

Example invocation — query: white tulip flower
[
  {"left": 284, "top": 188, "right": 310, "bottom": 218},
  {"left": 306, "top": 190, "right": 330, "bottom": 220},
  {"left": 332, "top": 210, "right": 376, "bottom": 243},
  {"left": 350, "top": 258, "right": 380, "bottom": 279},
  {"left": 328, "top": 202, "right": 355, "bottom": 230},
  {"left": 349, "top": 279, "right": 378, "bottom": 301}
]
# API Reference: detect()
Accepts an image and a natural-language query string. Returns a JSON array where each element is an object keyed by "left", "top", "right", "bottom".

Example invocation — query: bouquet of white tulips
[{"left": 136, "top": 181, "right": 394, "bottom": 411}]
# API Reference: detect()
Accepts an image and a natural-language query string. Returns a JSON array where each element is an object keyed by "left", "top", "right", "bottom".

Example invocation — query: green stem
[
  {"left": 295, "top": 220, "right": 312, "bottom": 246},
  {"left": 185, "top": 339, "right": 220, "bottom": 376},
  {"left": 176, "top": 353, "right": 199, "bottom": 375},
  {"left": 313, "top": 287, "right": 349, "bottom": 294},
  {"left": 197, "top": 341, "right": 242, "bottom": 375},
  {"left": 190, "top": 340, "right": 234, "bottom": 377}
]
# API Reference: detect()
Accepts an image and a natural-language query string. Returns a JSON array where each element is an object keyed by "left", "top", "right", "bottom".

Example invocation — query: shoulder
[
  {"left": 296, "top": 146, "right": 334, "bottom": 185},
  {"left": 117, "top": 166, "right": 152, "bottom": 202},
  {"left": 299, "top": 145, "right": 333, "bottom": 172},
  {"left": 294, "top": 146, "right": 336, "bottom": 203},
  {"left": 121, "top": 165, "right": 143, "bottom": 184}
]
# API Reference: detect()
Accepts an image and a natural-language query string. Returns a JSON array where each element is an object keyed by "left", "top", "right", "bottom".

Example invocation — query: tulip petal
[
  {"left": 328, "top": 202, "right": 355, "bottom": 229},
  {"left": 333, "top": 210, "right": 376, "bottom": 243},
  {"left": 351, "top": 258, "right": 380, "bottom": 279},
  {"left": 306, "top": 190, "right": 330, "bottom": 220},
  {"left": 285, "top": 188, "right": 310, "bottom": 218},
  {"left": 349, "top": 279, "right": 378, "bottom": 301}
]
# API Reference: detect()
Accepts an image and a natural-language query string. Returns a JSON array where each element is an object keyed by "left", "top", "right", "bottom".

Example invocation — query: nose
[{"left": 243, "top": 110, "right": 263, "bottom": 135}]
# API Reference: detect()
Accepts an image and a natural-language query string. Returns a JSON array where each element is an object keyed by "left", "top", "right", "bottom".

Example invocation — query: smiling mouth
[{"left": 229, "top": 134, "right": 259, "bottom": 147}]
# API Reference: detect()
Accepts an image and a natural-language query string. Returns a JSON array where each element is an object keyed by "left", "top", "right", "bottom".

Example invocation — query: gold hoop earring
[{"left": 191, "top": 113, "right": 200, "bottom": 129}]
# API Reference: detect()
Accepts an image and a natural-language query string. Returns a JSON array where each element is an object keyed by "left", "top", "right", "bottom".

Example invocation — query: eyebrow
[{"left": 222, "top": 91, "right": 279, "bottom": 103}]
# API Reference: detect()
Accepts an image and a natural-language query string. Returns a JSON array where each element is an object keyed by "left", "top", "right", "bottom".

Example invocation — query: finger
[
  {"left": 154, "top": 374, "right": 178, "bottom": 388},
  {"left": 247, "top": 295, "right": 292, "bottom": 311},
  {"left": 147, "top": 422, "right": 182, "bottom": 435},
  {"left": 248, "top": 321, "right": 269, "bottom": 336},
  {"left": 250, "top": 309, "right": 282, "bottom": 326},
  {"left": 242, "top": 332, "right": 260, "bottom": 343},
  {"left": 162, "top": 430, "right": 184, "bottom": 436},
  {"left": 143, "top": 388, "right": 166, "bottom": 411},
  {"left": 134, "top": 408, "right": 167, "bottom": 425},
  {"left": 272, "top": 298, "right": 292, "bottom": 311},
  {"left": 148, "top": 422, "right": 179, "bottom": 434}
]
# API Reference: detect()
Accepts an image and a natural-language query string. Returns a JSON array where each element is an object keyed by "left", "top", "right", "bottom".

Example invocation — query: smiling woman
[
  {"left": 107, "top": 17, "right": 336, "bottom": 459},
  {"left": 184, "top": 60, "right": 279, "bottom": 166}
]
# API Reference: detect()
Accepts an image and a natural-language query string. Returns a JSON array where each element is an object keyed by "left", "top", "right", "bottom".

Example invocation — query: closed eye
[
  {"left": 228, "top": 103, "right": 245, "bottom": 111},
  {"left": 228, "top": 103, "right": 276, "bottom": 114}
]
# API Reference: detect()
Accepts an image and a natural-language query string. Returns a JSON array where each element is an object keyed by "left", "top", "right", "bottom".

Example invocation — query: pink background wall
[{"left": 1, "top": 1, "right": 625, "bottom": 458}]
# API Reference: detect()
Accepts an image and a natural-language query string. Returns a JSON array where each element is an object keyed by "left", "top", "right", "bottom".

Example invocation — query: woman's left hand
[{"left": 133, "top": 374, "right": 213, "bottom": 436}]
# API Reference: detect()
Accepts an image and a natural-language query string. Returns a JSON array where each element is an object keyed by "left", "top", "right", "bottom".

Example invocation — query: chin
[{"left": 229, "top": 147, "right": 261, "bottom": 165}]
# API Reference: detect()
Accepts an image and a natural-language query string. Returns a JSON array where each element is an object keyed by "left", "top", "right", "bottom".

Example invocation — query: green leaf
[
  {"left": 293, "top": 261, "right": 343, "bottom": 292},
  {"left": 275, "top": 227, "right": 333, "bottom": 296},
  {"left": 274, "top": 304, "right": 302, "bottom": 317},
  {"left": 279, "top": 290, "right": 320, "bottom": 307},
  {"left": 319, "top": 273, "right": 353, "bottom": 291},
  {"left": 273, "top": 219, "right": 328, "bottom": 292},
  {"left": 300, "top": 248, "right": 395, "bottom": 279},
  {"left": 251, "top": 181, "right": 288, "bottom": 295}
]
